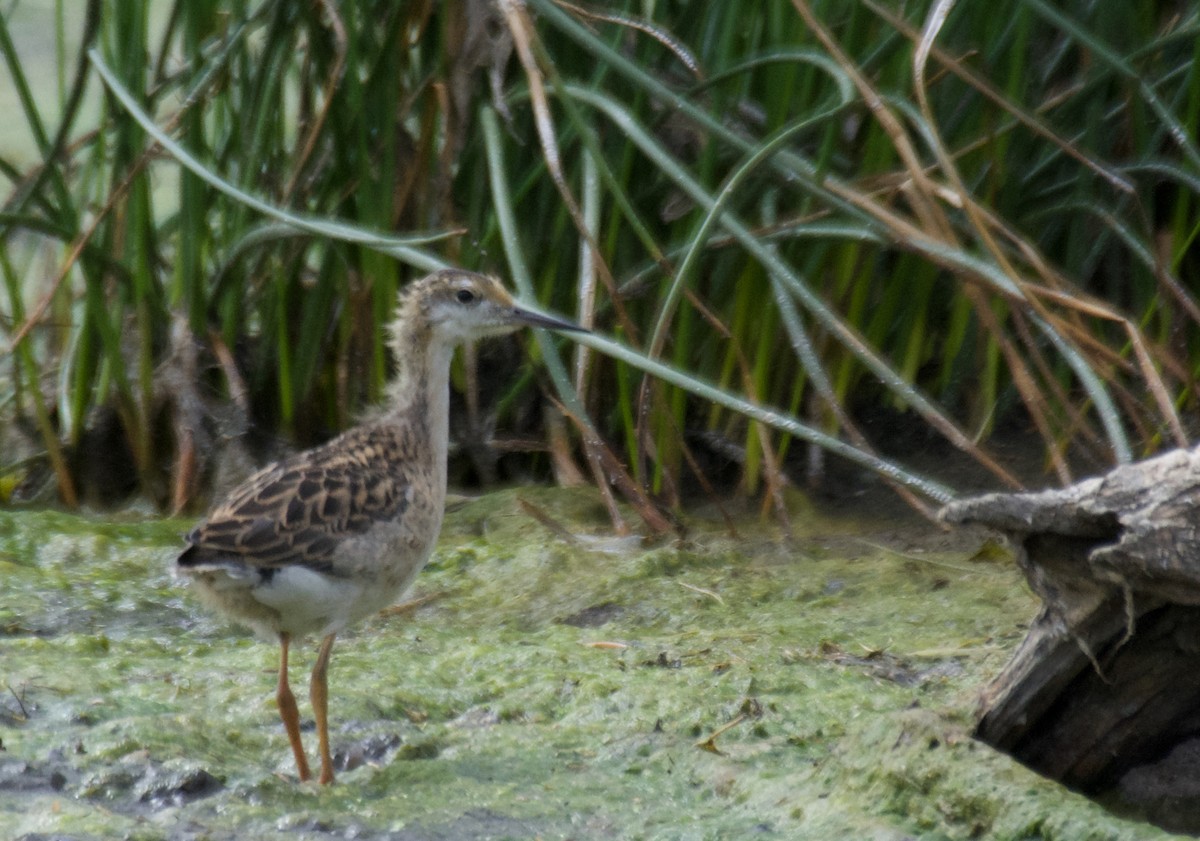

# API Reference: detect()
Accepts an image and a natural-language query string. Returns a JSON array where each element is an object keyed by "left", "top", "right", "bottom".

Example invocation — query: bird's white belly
[{"left": 252, "top": 566, "right": 399, "bottom": 637}]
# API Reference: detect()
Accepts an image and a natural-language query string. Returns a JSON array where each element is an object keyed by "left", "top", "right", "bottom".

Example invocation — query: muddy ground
[{"left": 0, "top": 487, "right": 1176, "bottom": 840}]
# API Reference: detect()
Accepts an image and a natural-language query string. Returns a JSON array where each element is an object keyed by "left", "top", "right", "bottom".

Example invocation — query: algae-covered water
[{"left": 0, "top": 488, "right": 1174, "bottom": 840}]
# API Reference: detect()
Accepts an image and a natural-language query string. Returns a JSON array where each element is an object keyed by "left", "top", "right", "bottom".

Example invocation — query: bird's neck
[{"left": 384, "top": 322, "right": 455, "bottom": 475}]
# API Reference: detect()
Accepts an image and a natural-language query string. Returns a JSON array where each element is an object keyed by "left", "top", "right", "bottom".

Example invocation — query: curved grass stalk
[
  {"left": 555, "top": 1, "right": 704, "bottom": 80},
  {"left": 861, "top": 0, "right": 1134, "bottom": 195},
  {"left": 574, "top": 152, "right": 599, "bottom": 398},
  {"left": 541, "top": 0, "right": 1137, "bottom": 467},
  {"left": 661, "top": 108, "right": 919, "bottom": 503},
  {"left": 527, "top": 0, "right": 876, "bottom": 229},
  {"left": 617, "top": 221, "right": 886, "bottom": 298},
  {"left": 1030, "top": 197, "right": 1200, "bottom": 338},
  {"left": 685, "top": 49, "right": 854, "bottom": 104},
  {"left": 87, "top": 49, "right": 451, "bottom": 272},
  {"left": 560, "top": 81, "right": 1022, "bottom": 488},
  {"left": 646, "top": 122, "right": 813, "bottom": 412},
  {"left": 647, "top": 84, "right": 854, "bottom": 370},
  {"left": 813, "top": 58, "right": 1137, "bottom": 467},
  {"left": 501, "top": 2, "right": 640, "bottom": 344},
  {"left": 567, "top": 328, "right": 955, "bottom": 505},
  {"left": 209, "top": 223, "right": 451, "bottom": 301},
  {"left": 913, "top": 0, "right": 1137, "bottom": 464},
  {"left": 1026, "top": 0, "right": 1200, "bottom": 172},
  {"left": 481, "top": 105, "right": 672, "bottom": 535},
  {"left": 615, "top": 221, "right": 885, "bottom": 298},
  {"left": 791, "top": 0, "right": 950, "bottom": 240},
  {"left": 809, "top": 116, "right": 1138, "bottom": 462}
]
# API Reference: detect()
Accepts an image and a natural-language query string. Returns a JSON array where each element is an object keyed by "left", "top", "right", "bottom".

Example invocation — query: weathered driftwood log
[{"left": 941, "top": 447, "right": 1200, "bottom": 801}]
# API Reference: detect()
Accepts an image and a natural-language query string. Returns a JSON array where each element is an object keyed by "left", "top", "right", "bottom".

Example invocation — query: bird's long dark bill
[{"left": 512, "top": 307, "right": 589, "bottom": 333}]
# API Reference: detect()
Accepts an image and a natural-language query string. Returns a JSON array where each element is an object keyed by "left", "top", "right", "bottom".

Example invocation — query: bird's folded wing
[{"left": 178, "top": 436, "right": 411, "bottom": 574}]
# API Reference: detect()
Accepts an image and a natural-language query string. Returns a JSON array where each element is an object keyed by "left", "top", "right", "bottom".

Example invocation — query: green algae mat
[{"left": 0, "top": 489, "right": 1173, "bottom": 840}]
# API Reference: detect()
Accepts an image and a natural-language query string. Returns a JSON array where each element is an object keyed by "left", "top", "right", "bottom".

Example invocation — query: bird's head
[{"left": 399, "top": 270, "right": 584, "bottom": 346}]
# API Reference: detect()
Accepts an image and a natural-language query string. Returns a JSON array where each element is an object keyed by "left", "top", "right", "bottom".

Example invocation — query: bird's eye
[{"left": 456, "top": 289, "right": 476, "bottom": 304}]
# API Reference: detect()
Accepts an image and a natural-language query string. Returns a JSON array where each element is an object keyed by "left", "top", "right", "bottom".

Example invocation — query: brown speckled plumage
[
  {"left": 175, "top": 269, "right": 582, "bottom": 784},
  {"left": 180, "top": 421, "right": 433, "bottom": 587}
]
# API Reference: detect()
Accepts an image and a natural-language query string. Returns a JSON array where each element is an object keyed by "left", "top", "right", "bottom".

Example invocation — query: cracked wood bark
[{"left": 941, "top": 447, "right": 1200, "bottom": 793}]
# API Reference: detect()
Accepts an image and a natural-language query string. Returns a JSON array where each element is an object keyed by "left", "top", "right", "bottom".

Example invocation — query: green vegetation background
[{"left": 2, "top": 0, "right": 1198, "bottom": 516}]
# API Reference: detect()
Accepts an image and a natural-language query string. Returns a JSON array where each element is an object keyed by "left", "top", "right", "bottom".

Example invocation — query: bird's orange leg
[
  {"left": 311, "top": 633, "right": 337, "bottom": 785},
  {"left": 277, "top": 632, "right": 312, "bottom": 781}
]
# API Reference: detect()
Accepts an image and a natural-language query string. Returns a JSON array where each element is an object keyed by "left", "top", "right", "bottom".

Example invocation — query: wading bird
[{"left": 177, "top": 269, "right": 583, "bottom": 784}]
